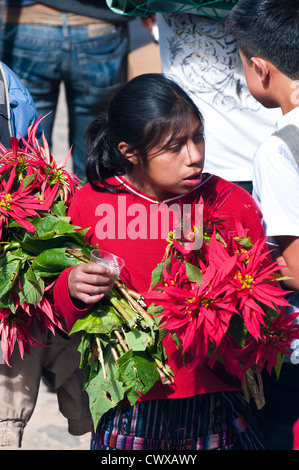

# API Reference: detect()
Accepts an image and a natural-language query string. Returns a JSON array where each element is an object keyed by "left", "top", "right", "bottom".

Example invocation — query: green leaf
[
  {"left": 85, "top": 346, "right": 125, "bottom": 430},
  {"left": 70, "top": 305, "right": 125, "bottom": 335},
  {"left": 151, "top": 262, "right": 164, "bottom": 288},
  {"left": 147, "top": 303, "right": 164, "bottom": 318},
  {"left": 185, "top": 261, "right": 203, "bottom": 285},
  {"left": 156, "top": 327, "right": 168, "bottom": 346},
  {"left": 115, "top": 350, "right": 160, "bottom": 404},
  {"left": 0, "top": 247, "right": 24, "bottom": 265},
  {"left": 0, "top": 258, "right": 22, "bottom": 299},
  {"left": 0, "top": 291, "right": 18, "bottom": 312},
  {"left": 32, "top": 247, "right": 80, "bottom": 277},
  {"left": 151, "top": 257, "right": 171, "bottom": 287},
  {"left": 275, "top": 352, "right": 285, "bottom": 379},
  {"left": 77, "top": 333, "right": 105, "bottom": 387},
  {"left": 21, "top": 173, "right": 36, "bottom": 189},
  {"left": 32, "top": 215, "right": 79, "bottom": 238},
  {"left": 19, "top": 214, "right": 88, "bottom": 255},
  {"left": 125, "top": 329, "right": 153, "bottom": 351},
  {"left": 51, "top": 200, "right": 68, "bottom": 217},
  {"left": 234, "top": 236, "right": 253, "bottom": 250},
  {"left": 227, "top": 313, "right": 248, "bottom": 347},
  {"left": 16, "top": 269, "right": 44, "bottom": 306}
]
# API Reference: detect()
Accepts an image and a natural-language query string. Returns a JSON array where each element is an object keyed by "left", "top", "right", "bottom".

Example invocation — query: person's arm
[
  {"left": 253, "top": 136, "right": 299, "bottom": 291},
  {"left": 272, "top": 235, "right": 299, "bottom": 290},
  {"left": 1, "top": 61, "right": 42, "bottom": 140}
]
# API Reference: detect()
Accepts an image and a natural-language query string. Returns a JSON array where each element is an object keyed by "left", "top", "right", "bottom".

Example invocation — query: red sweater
[{"left": 53, "top": 174, "right": 265, "bottom": 399}]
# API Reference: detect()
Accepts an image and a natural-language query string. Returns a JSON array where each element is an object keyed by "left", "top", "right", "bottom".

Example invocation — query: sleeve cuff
[{"left": 53, "top": 266, "right": 90, "bottom": 331}]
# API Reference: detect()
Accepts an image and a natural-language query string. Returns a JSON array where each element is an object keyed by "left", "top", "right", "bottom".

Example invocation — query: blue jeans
[{"left": 2, "top": 18, "right": 129, "bottom": 180}]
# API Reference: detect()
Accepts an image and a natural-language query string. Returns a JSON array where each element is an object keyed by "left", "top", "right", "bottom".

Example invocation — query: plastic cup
[{"left": 90, "top": 249, "right": 125, "bottom": 282}]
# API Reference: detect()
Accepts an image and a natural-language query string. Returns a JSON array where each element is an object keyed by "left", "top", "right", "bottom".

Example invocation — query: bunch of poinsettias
[
  {"left": 0, "top": 119, "right": 87, "bottom": 365},
  {"left": 73, "top": 191, "right": 299, "bottom": 428},
  {"left": 144, "top": 194, "right": 299, "bottom": 405}
]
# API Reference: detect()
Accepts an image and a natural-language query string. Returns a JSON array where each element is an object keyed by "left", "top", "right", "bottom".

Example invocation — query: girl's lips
[{"left": 183, "top": 173, "right": 202, "bottom": 186}]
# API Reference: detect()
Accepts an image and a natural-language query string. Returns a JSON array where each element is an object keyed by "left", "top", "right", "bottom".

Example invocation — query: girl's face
[{"left": 123, "top": 117, "right": 205, "bottom": 201}]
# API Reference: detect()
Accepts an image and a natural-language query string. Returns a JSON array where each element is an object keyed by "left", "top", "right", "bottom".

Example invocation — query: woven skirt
[{"left": 90, "top": 391, "right": 264, "bottom": 450}]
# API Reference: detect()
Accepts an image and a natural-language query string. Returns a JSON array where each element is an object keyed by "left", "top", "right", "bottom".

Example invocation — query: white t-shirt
[
  {"left": 157, "top": 13, "right": 281, "bottom": 182},
  {"left": 252, "top": 107, "right": 299, "bottom": 364},
  {"left": 252, "top": 107, "right": 299, "bottom": 239}
]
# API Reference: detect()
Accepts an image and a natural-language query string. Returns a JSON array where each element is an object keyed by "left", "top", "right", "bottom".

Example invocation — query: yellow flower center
[
  {"left": 237, "top": 248, "right": 249, "bottom": 264},
  {"left": 52, "top": 169, "right": 64, "bottom": 184},
  {"left": 236, "top": 272, "right": 254, "bottom": 289},
  {"left": 201, "top": 296, "right": 213, "bottom": 307},
  {"left": 185, "top": 295, "right": 214, "bottom": 316},
  {"left": 0, "top": 193, "right": 12, "bottom": 210},
  {"left": 166, "top": 230, "right": 174, "bottom": 245}
]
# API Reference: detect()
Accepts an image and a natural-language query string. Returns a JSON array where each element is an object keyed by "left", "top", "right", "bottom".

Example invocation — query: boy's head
[
  {"left": 227, "top": 0, "right": 299, "bottom": 110},
  {"left": 227, "top": 0, "right": 299, "bottom": 80}
]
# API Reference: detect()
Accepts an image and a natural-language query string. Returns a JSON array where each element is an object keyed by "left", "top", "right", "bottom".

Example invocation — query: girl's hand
[{"left": 68, "top": 262, "right": 115, "bottom": 305}]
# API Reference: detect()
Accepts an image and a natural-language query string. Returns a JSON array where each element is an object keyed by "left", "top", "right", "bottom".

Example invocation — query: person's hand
[
  {"left": 68, "top": 262, "right": 115, "bottom": 305},
  {"left": 141, "top": 14, "right": 156, "bottom": 32}
]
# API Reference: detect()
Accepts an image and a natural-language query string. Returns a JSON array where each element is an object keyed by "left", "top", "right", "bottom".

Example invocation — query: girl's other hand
[{"left": 68, "top": 262, "right": 115, "bottom": 305}]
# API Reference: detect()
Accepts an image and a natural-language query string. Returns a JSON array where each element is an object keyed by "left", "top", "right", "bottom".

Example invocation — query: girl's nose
[{"left": 186, "top": 141, "right": 204, "bottom": 166}]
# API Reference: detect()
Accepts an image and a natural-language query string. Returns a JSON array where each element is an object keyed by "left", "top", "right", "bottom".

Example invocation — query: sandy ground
[{"left": 1, "top": 18, "right": 161, "bottom": 452}]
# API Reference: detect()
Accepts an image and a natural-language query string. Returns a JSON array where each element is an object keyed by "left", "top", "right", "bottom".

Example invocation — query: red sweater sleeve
[{"left": 53, "top": 266, "right": 90, "bottom": 331}]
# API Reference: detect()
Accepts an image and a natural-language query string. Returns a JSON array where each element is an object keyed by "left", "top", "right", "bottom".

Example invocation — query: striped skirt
[{"left": 90, "top": 391, "right": 264, "bottom": 450}]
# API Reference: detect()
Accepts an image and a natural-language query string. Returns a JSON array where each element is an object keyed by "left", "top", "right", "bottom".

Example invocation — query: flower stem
[
  {"left": 114, "top": 330, "right": 129, "bottom": 352},
  {"left": 108, "top": 295, "right": 139, "bottom": 328},
  {"left": 110, "top": 345, "right": 119, "bottom": 364},
  {"left": 115, "top": 280, "right": 154, "bottom": 326},
  {"left": 66, "top": 248, "right": 90, "bottom": 263},
  {"left": 95, "top": 337, "right": 106, "bottom": 379}
]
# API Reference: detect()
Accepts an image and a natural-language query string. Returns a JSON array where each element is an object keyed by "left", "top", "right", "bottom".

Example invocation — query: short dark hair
[
  {"left": 227, "top": 0, "right": 299, "bottom": 80},
  {"left": 85, "top": 73, "right": 204, "bottom": 192}
]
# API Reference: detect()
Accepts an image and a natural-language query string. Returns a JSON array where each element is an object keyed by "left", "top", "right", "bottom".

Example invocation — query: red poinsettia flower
[
  {"left": 23, "top": 123, "right": 81, "bottom": 202},
  {"left": 0, "top": 118, "right": 81, "bottom": 204},
  {"left": 0, "top": 306, "right": 37, "bottom": 366},
  {"left": 209, "top": 333, "right": 255, "bottom": 380},
  {"left": 0, "top": 290, "right": 64, "bottom": 366},
  {"left": 145, "top": 250, "right": 238, "bottom": 369},
  {"left": 255, "top": 308, "right": 299, "bottom": 374},
  {"left": 0, "top": 165, "right": 57, "bottom": 238},
  {"left": 161, "top": 254, "right": 190, "bottom": 289},
  {"left": 226, "top": 237, "right": 291, "bottom": 339},
  {"left": 168, "top": 191, "right": 233, "bottom": 258},
  {"left": 21, "top": 295, "right": 64, "bottom": 336}
]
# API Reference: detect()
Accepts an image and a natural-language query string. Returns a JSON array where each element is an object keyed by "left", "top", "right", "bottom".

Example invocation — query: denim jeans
[{"left": 2, "top": 17, "right": 129, "bottom": 180}]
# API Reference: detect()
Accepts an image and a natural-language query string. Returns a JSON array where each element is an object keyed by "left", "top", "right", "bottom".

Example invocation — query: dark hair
[
  {"left": 85, "top": 73, "right": 203, "bottom": 192},
  {"left": 227, "top": 0, "right": 299, "bottom": 80}
]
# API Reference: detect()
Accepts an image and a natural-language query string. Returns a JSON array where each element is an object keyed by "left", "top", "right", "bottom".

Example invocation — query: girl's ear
[{"left": 118, "top": 141, "right": 139, "bottom": 165}]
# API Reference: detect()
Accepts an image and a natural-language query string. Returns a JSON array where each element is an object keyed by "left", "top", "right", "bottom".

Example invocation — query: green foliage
[
  {"left": 70, "top": 291, "right": 173, "bottom": 427},
  {"left": 0, "top": 204, "right": 92, "bottom": 309}
]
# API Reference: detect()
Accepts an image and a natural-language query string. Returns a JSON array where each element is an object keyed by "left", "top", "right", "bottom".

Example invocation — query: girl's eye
[
  {"left": 193, "top": 133, "right": 204, "bottom": 144},
  {"left": 169, "top": 143, "right": 182, "bottom": 153}
]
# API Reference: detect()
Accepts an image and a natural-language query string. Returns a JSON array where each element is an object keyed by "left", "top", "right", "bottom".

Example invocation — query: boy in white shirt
[{"left": 227, "top": 0, "right": 299, "bottom": 450}]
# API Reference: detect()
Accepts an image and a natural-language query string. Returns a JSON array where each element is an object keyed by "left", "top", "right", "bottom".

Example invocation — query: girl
[{"left": 53, "top": 73, "right": 265, "bottom": 450}]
